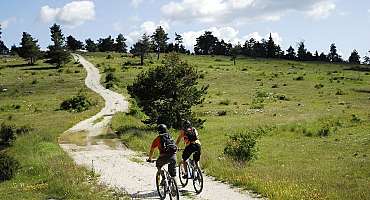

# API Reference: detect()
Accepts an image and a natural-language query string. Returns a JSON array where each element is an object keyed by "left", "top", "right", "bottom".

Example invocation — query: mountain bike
[
  {"left": 178, "top": 150, "right": 204, "bottom": 194},
  {"left": 147, "top": 159, "right": 180, "bottom": 200}
]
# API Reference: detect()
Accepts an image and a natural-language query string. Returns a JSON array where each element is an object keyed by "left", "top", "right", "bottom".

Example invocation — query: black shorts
[
  {"left": 182, "top": 143, "right": 201, "bottom": 162},
  {"left": 156, "top": 154, "right": 177, "bottom": 177}
]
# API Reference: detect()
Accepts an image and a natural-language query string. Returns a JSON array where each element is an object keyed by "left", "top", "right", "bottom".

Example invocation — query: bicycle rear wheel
[
  {"left": 169, "top": 177, "right": 180, "bottom": 200},
  {"left": 178, "top": 162, "right": 189, "bottom": 187},
  {"left": 193, "top": 166, "right": 204, "bottom": 194},
  {"left": 156, "top": 170, "right": 167, "bottom": 199}
]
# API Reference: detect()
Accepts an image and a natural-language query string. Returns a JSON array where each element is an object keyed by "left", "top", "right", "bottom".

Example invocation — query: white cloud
[
  {"left": 180, "top": 27, "right": 282, "bottom": 51},
  {"left": 127, "top": 20, "right": 170, "bottom": 44},
  {"left": 306, "top": 1, "right": 336, "bottom": 19},
  {"left": 368, "top": 9, "right": 370, "bottom": 14},
  {"left": 0, "top": 17, "right": 16, "bottom": 29},
  {"left": 162, "top": 0, "right": 336, "bottom": 24},
  {"left": 131, "top": 0, "right": 143, "bottom": 8},
  {"left": 39, "top": 1, "right": 95, "bottom": 28}
]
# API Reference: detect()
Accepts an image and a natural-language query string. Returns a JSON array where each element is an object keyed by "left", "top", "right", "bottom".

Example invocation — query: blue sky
[{"left": 1, "top": 0, "right": 369, "bottom": 59}]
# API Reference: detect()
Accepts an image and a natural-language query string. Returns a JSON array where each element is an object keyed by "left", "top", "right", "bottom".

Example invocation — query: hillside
[{"left": 85, "top": 52, "right": 370, "bottom": 200}]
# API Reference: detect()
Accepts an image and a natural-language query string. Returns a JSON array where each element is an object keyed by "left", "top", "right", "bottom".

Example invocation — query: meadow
[
  {"left": 85, "top": 52, "right": 370, "bottom": 200},
  {"left": 0, "top": 56, "right": 122, "bottom": 200}
]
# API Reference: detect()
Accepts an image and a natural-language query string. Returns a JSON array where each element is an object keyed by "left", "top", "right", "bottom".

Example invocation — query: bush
[
  {"left": 224, "top": 131, "right": 258, "bottom": 162},
  {"left": 0, "top": 153, "right": 20, "bottom": 182},
  {"left": 0, "top": 123, "right": 16, "bottom": 146},
  {"left": 60, "top": 93, "right": 92, "bottom": 112},
  {"left": 127, "top": 53, "right": 208, "bottom": 128},
  {"left": 335, "top": 89, "right": 345, "bottom": 95},
  {"left": 219, "top": 99, "right": 230, "bottom": 105},
  {"left": 106, "top": 54, "right": 113, "bottom": 59},
  {"left": 31, "top": 79, "right": 38, "bottom": 85},
  {"left": 314, "top": 83, "right": 324, "bottom": 89},
  {"left": 217, "top": 110, "right": 227, "bottom": 116},
  {"left": 293, "top": 76, "right": 304, "bottom": 81}
]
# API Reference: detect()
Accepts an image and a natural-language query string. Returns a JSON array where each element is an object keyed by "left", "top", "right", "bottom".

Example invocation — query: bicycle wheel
[
  {"left": 178, "top": 162, "right": 189, "bottom": 187},
  {"left": 169, "top": 177, "right": 180, "bottom": 200},
  {"left": 156, "top": 170, "right": 167, "bottom": 199},
  {"left": 192, "top": 165, "right": 204, "bottom": 194}
]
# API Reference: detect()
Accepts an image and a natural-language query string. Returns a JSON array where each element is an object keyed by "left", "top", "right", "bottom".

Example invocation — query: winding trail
[{"left": 60, "top": 54, "right": 260, "bottom": 200}]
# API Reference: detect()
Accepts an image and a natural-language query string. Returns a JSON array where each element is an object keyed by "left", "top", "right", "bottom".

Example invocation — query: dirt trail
[{"left": 60, "top": 54, "right": 260, "bottom": 200}]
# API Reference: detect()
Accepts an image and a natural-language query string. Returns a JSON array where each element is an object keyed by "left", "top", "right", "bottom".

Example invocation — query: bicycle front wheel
[
  {"left": 178, "top": 162, "right": 189, "bottom": 187},
  {"left": 169, "top": 177, "right": 180, "bottom": 200},
  {"left": 156, "top": 171, "right": 167, "bottom": 199},
  {"left": 193, "top": 166, "right": 204, "bottom": 194}
]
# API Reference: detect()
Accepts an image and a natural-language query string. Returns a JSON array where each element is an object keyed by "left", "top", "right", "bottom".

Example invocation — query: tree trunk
[
  {"left": 157, "top": 50, "right": 160, "bottom": 60},
  {"left": 140, "top": 53, "right": 144, "bottom": 66},
  {"left": 233, "top": 59, "right": 236, "bottom": 66}
]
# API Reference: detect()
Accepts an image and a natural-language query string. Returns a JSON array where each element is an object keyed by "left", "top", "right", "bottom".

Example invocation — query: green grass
[
  {"left": 0, "top": 56, "right": 123, "bottom": 200},
  {"left": 89, "top": 52, "right": 370, "bottom": 200}
]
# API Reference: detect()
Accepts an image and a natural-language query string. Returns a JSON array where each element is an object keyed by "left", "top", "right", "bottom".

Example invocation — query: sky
[{"left": 0, "top": 0, "right": 369, "bottom": 59}]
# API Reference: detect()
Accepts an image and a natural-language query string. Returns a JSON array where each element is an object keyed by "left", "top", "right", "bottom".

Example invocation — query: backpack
[
  {"left": 159, "top": 133, "right": 177, "bottom": 155},
  {"left": 185, "top": 127, "right": 198, "bottom": 142}
]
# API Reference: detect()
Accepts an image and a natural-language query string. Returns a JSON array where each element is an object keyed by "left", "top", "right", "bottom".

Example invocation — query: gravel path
[{"left": 60, "top": 54, "right": 260, "bottom": 200}]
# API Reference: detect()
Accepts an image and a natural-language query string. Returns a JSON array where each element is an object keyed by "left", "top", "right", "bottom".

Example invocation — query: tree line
[{"left": 0, "top": 23, "right": 369, "bottom": 66}]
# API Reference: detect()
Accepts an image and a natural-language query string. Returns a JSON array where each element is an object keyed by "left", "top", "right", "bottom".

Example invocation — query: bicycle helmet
[
  {"left": 157, "top": 124, "right": 168, "bottom": 134},
  {"left": 182, "top": 120, "right": 192, "bottom": 129}
]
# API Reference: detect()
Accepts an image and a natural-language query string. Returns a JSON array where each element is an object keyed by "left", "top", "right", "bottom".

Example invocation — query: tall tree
[
  {"left": 266, "top": 33, "right": 278, "bottom": 58},
  {"left": 194, "top": 31, "right": 219, "bottom": 55},
  {"left": 18, "top": 32, "right": 40, "bottom": 65},
  {"left": 151, "top": 26, "right": 169, "bottom": 59},
  {"left": 319, "top": 52, "right": 328, "bottom": 62},
  {"left": 66, "top": 35, "right": 83, "bottom": 51},
  {"left": 127, "top": 53, "right": 208, "bottom": 128},
  {"left": 115, "top": 34, "right": 127, "bottom": 53},
  {"left": 130, "top": 33, "right": 151, "bottom": 65},
  {"left": 327, "top": 43, "right": 342, "bottom": 63},
  {"left": 85, "top": 38, "right": 98, "bottom": 52},
  {"left": 363, "top": 50, "right": 370, "bottom": 65},
  {"left": 48, "top": 23, "right": 70, "bottom": 67},
  {"left": 286, "top": 46, "right": 296, "bottom": 60},
  {"left": 297, "top": 41, "right": 307, "bottom": 61},
  {"left": 348, "top": 49, "right": 361, "bottom": 64},
  {"left": 174, "top": 32, "right": 183, "bottom": 52},
  {"left": 0, "top": 24, "right": 9, "bottom": 55},
  {"left": 230, "top": 43, "right": 242, "bottom": 65},
  {"left": 98, "top": 36, "right": 115, "bottom": 52}
]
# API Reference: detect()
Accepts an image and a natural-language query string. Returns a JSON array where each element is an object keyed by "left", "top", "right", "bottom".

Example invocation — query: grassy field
[
  {"left": 0, "top": 56, "right": 123, "bottom": 200},
  {"left": 85, "top": 52, "right": 370, "bottom": 200}
]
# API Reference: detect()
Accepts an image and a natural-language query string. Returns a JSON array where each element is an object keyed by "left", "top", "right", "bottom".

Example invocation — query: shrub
[
  {"left": 217, "top": 110, "right": 227, "bottom": 116},
  {"left": 0, "top": 123, "right": 16, "bottom": 146},
  {"left": 0, "top": 153, "right": 20, "bottom": 182},
  {"left": 105, "top": 72, "right": 117, "bottom": 89},
  {"left": 335, "top": 89, "right": 345, "bottom": 95},
  {"left": 224, "top": 131, "right": 258, "bottom": 162},
  {"left": 31, "top": 79, "right": 38, "bottom": 85},
  {"left": 351, "top": 114, "right": 362, "bottom": 123},
  {"left": 219, "top": 99, "right": 230, "bottom": 105},
  {"left": 271, "top": 84, "right": 278, "bottom": 88},
  {"left": 127, "top": 53, "right": 208, "bottom": 128},
  {"left": 274, "top": 94, "right": 289, "bottom": 101},
  {"left": 314, "top": 83, "right": 324, "bottom": 89},
  {"left": 60, "top": 93, "right": 92, "bottom": 112},
  {"left": 103, "top": 66, "right": 116, "bottom": 73},
  {"left": 106, "top": 54, "right": 113, "bottom": 59}
]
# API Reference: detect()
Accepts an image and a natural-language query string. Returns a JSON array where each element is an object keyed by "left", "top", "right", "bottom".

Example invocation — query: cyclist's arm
[
  {"left": 148, "top": 137, "right": 160, "bottom": 160},
  {"left": 176, "top": 130, "right": 184, "bottom": 146}
]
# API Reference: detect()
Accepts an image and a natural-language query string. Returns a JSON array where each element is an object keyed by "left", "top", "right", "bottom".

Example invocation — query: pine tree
[
  {"left": 151, "top": 26, "right": 169, "bottom": 59},
  {"left": 266, "top": 33, "right": 277, "bottom": 58},
  {"left": 18, "top": 32, "right": 40, "bottom": 65},
  {"left": 85, "top": 38, "right": 98, "bottom": 52},
  {"left": 286, "top": 46, "right": 296, "bottom": 60},
  {"left": 131, "top": 34, "right": 151, "bottom": 65},
  {"left": 230, "top": 43, "right": 242, "bottom": 65},
  {"left": 0, "top": 24, "right": 9, "bottom": 55},
  {"left": 297, "top": 41, "right": 307, "bottom": 61},
  {"left": 66, "top": 35, "right": 83, "bottom": 51},
  {"left": 115, "top": 34, "right": 127, "bottom": 53},
  {"left": 328, "top": 43, "right": 342, "bottom": 63},
  {"left": 348, "top": 49, "right": 360, "bottom": 64},
  {"left": 48, "top": 23, "right": 70, "bottom": 67},
  {"left": 174, "top": 32, "right": 183, "bottom": 52}
]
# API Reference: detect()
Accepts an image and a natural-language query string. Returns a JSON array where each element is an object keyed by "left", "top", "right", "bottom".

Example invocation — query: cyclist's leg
[
  {"left": 193, "top": 143, "right": 202, "bottom": 167},
  {"left": 182, "top": 145, "right": 192, "bottom": 177},
  {"left": 168, "top": 154, "right": 177, "bottom": 178}
]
